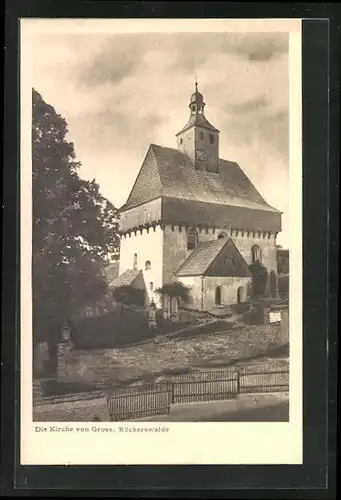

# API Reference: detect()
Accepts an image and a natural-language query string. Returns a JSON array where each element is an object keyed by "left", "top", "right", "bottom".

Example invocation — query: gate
[
  {"left": 171, "top": 370, "right": 239, "bottom": 404},
  {"left": 107, "top": 382, "right": 172, "bottom": 421}
]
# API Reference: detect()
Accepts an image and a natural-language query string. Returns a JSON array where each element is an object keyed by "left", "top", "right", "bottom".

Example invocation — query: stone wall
[
  {"left": 180, "top": 276, "right": 252, "bottom": 310},
  {"left": 56, "top": 315, "right": 289, "bottom": 388}
]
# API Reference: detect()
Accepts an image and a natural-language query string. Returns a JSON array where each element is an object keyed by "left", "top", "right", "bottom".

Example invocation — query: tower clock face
[{"left": 196, "top": 149, "right": 206, "bottom": 161}]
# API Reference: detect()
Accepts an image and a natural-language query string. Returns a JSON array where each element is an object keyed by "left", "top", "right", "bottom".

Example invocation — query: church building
[{"left": 115, "top": 84, "right": 282, "bottom": 313}]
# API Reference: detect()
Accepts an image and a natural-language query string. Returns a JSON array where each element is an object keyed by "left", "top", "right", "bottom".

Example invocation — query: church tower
[{"left": 176, "top": 82, "right": 220, "bottom": 173}]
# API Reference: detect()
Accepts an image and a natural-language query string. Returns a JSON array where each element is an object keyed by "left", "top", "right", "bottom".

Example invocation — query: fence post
[
  {"left": 237, "top": 370, "right": 240, "bottom": 395},
  {"left": 171, "top": 382, "right": 175, "bottom": 405}
]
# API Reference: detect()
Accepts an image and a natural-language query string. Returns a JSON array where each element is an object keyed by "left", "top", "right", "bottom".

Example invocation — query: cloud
[
  {"left": 228, "top": 95, "right": 270, "bottom": 114},
  {"left": 236, "top": 33, "right": 288, "bottom": 61},
  {"left": 29, "top": 29, "right": 290, "bottom": 244}
]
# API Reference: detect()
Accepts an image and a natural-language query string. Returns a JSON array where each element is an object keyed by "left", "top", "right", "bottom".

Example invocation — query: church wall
[
  {"left": 119, "top": 226, "right": 163, "bottom": 307},
  {"left": 179, "top": 276, "right": 252, "bottom": 311},
  {"left": 202, "top": 277, "right": 252, "bottom": 310},
  {"left": 162, "top": 225, "right": 190, "bottom": 283},
  {"left": 194, "top": 127, "right": 219, "bottom": 173},
  {"left": 162, "top": 225, "right": 278, "bottom": 287},
  {"left": 194, "top": 227, "right": 278, "bottom": 273},
  {"left": 176, "top": 128, "right": 195, "bottom": 163},
  {"left": 119, "top": 198, "right": 162, "bottom": 232},
  {"left": 232, "top": 233, "right": 278, "bottom": 278}
]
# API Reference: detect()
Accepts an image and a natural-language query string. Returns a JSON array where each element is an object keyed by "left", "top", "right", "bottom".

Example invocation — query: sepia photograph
[{"left": 20, "top": 18, "right": 302, "bottom": 465}]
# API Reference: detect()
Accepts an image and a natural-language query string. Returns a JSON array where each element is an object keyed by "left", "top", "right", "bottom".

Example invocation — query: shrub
[
  {"left": 155, "top": 282, "right": 191, "bottom": 302},
  {"left": 72, "top": 309, "right": 158, "bottom": 349},
  {"left": 112, "top": 285, "right": 145, "bottom": 306}
]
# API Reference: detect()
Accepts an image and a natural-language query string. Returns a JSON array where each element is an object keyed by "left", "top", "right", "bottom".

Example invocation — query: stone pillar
[
  {"left": 163, "top": 294, "right": 171, "bottom": 320},
  {"left": 263, "top": 307, "right": 270, "bottom": 325},
  {"left": 57, "top": 341, "right": 74, "bottom": 382},
  {"left": 148, "top": 300, "right": 157, "bottom": 328},
  {"left": 34, "top": 341, "right": 50, "bottom": 377}
]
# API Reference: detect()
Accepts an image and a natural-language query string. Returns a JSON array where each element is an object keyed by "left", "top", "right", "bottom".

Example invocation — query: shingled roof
[
  {"left": 109, "top": 269, "right": 141, "bottom": 288},
  {"left": 175, "top": 114, "right": 220, "bottom": 136},
  {"left": 176, "top": 237, "right": 252, "bottom": 277},
  {"left": 176, "top": 239, "right": 227, "bottom": 276},
  {"left": 120, "top": 144, "right": 280, "bottom": 214}
]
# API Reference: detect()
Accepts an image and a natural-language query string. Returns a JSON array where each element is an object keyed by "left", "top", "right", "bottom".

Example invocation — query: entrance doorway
[
  {"left": 237, "top": 286, "right": 246, "bottom": 304},
  {"left": 215, "top": 286, "right": 222, "bottom": 305}
]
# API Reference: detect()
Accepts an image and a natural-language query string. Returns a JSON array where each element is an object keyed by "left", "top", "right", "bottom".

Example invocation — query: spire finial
[{"left": 194, "top": 74, "right": 198, "bottom": 92}]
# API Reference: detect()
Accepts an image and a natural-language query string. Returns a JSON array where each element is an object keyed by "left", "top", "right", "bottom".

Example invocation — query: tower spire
[{"left": 189, "top": 80, "right": 205, "bottom": 116}]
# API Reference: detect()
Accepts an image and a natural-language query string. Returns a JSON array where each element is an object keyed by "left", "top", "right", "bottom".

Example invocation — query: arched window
[
  {"left": 251, "top": 245, "right": 262, "bottom": 263},
  {"left": 145, "top": 260, "right": 151, "bottom": 270},
  {"left": 218, "top": 232, "right": 227, "bottom": 240},
  {"left": 187, "top": 228, "right": 198, "bottom": 250},
  {"left": 133, "top": 253, "right": 138, "bottom": 270},
  {"left": 215, "top": 286, "right": 222, "bottom": 306}
]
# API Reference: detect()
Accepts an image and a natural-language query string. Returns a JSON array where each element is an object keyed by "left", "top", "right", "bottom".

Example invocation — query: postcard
[{"left": 21, "top": 18, "right": 302, "bottom": 465}]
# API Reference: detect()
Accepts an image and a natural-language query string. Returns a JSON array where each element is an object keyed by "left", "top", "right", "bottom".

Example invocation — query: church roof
[
  {"left": 176, "top": 237, "right": 252, "bottom": 277},
  {"left": 176, "top": 239, "right": 227, "bottom": 276},
  {"left": 109, "top": 269, "right": 141, "bottom": 288},
  {"left": 120, "top": 144, "right": 280, "bottom": 214},
  {"left": 175, "top": 114, "right": 220, "bottom": 136}
]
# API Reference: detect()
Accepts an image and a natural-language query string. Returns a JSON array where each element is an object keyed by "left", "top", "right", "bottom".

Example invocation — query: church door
[
  {"left": 215, "top": 286, "right": 222, "bottom": 306},
  {"left": 237, "top": 286, "right": 246, "bottom": 304}
]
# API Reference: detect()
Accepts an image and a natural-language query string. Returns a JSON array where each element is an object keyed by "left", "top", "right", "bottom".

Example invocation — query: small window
[
  {"left": 145, "top": 260, "right": 151, "bottom": 270},
  {"left": 133, "top": 253, "right": 138, "bottom": 270},
  {"left": 187, "top": 229, "right": 198, "bottom": 250},
  {"left": 200, "top": 131, "right": 204, "bottom": 140},
  {"left": 251, "top": 245, "right": 262, "bottom": 264},
  {"left": 179, "top": 138, "right": 183, "bottom": 145},
  {"left": 218, "top": 232, "right": 227, "bottom": 239},
  {"left": 150, "top": 282, "right": 154, "bottom": 292},
  {"left": 209, "top": 134, "right": 214, "bottom": 144}
]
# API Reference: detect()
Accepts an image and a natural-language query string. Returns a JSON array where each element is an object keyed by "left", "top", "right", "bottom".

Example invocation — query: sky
[{"left": 28, "top": 26, "right": 289, "bottom": 246}]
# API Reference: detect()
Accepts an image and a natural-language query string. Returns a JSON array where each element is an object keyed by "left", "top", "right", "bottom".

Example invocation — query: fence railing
[
  {"left": 106, "top": 364, "right": 289, "bottom": 421},
  {"left": 107, "top": 382, "right": 173, "bottom": 421}
]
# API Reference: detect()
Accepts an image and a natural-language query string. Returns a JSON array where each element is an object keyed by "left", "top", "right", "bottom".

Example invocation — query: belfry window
[
  {"left": 251, "top": 245, "right": 262, "bottom": 263},
  {"left": 187, "top": 229, "right": 198, "bottom": 250},
  {"left": 209, "top": 134, "right": 214, "bottom": 144}
]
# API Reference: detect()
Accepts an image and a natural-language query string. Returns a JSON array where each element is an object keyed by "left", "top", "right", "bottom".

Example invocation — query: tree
[
  {"left": 155, "top": 282, "right": 191, "bottom": 302},
  {"left": 32, "top": 89, "right": 120, "bottom": 343}
]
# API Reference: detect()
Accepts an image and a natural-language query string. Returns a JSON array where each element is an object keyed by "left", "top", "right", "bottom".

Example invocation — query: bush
[
  {"left": 72, "top": 309, "right": 158, "bottom": 349},
  {"left": 112, "top": 285, "right": 145, "bottom": 306},
  {"left": 155, "top": 282, "right": 191, "bottom": 302}
]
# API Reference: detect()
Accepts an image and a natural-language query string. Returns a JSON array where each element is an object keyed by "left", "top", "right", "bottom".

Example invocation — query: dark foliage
[{"left": 32, "top": 89, "right": 120, "bottom": 343}]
